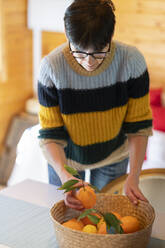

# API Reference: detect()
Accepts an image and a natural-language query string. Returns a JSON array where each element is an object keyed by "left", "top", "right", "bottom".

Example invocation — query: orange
[
  {"left": 62, "top": 218, "right": 84, "bottom": 231},
  {"left": 111, "top": 211, "right": 122, "bottom": 220},
  {"left": 97, "top": 217, "right": 104, "bottom": 229},
  {"left": 76, "top": 186, "right": 96, "bottom": 209},
  {"left": 97, "top": 217, "right": 107, "bottom": 234},
  {"left": 81, "top": 213, "right": 101, "bottom": 226},
  {"left": 121, "top": 216, "right": 140, "bottom": 233},
  {"left": 97, "top": 222, "right": 107, "bottom": 234},
  {"left": 82, "top": 224, "right": 97, "bottom": 233}
]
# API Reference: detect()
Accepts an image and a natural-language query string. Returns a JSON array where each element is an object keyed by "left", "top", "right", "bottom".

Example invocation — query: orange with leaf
[
  {"left": 111, "top": 211, "right": 122, "bottom": 220},
  {"left": 77, "top": 209, "right": 123, "bottom": 234},
  {"left": 81, "top": 212, "right": 101, "bottom": 226},
  {"left": 58, "top": 165, "right": 98, "bottom": 209},
  {"left": 75, "top": 185, "right": 96, "bottom": 209},
  {"left": 97, "top": 217, "right": 107, "bottom": 234}
]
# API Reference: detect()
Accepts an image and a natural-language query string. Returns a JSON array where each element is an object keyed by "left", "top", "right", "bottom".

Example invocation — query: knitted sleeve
[
  {"left": 37, "top": 57, "right": 69, "bottom": 146},
  {"left": 123, "top": 47, "right": 153, "bottom": 136}
]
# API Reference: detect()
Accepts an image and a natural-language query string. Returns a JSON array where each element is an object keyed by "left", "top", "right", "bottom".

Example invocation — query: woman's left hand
[{"left": 124, "top": 174, "right": 149, "bottom": 205}]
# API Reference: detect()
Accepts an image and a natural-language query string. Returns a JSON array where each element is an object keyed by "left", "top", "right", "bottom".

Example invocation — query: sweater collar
[{"left": 62, "top": 41, "right": 116, "bottom": 76}]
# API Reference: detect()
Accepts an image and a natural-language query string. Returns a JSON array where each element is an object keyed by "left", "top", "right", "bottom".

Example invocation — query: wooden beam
[
  {"left": 0, "top": 0, "right": 33, "bottom": 154},
  {"left": 0, "top": 0, "right": 7, "bottom": 82}
]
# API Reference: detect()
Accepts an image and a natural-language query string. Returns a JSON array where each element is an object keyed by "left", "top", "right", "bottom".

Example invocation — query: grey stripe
[
  {"left": 38, "top": 58, "right": 54, "bottom": 88},
  {"left": 38, "top": 41, "right": 147, "bottom": 90}
]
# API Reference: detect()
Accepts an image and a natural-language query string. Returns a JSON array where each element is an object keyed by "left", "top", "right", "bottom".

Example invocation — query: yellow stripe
[
  {"left": 39, "top": 105, "right": 64, "bottom": 128},
  {"left": 124, "top": 93, "right": 152, "bottom": 123},
  {"left": 62, "top": 105, "right": 127, "bottom": 146},
  {"left": 39, "top": 94, "right": 152, "bottom": 146}
]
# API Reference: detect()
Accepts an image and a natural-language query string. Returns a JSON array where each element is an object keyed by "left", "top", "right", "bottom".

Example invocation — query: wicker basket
[{"left": 50, "top": 194, "right": 155, "bottom": 248}]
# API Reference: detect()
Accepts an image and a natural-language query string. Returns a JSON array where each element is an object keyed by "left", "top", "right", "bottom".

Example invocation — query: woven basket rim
[{"left": 50, "top": 194, "right": 155, "bottom": 236}]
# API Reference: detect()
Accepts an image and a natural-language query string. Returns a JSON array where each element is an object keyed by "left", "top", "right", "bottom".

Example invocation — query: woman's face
[{"left": 70, "top": 43, "right": 110, "bottom": 71}]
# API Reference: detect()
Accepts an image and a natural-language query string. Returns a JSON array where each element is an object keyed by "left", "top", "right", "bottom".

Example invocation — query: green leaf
[
  {"left": 106, "top": 223, "right": 111, "bottom": 230},
  {"left": 63, "top": 186, "right": 76, "bottom": 193},
  {"left": 87, "top": 215, "right": 100, "bottom": 225},
  {"left": 57, "top": 179, "right": 79, "bottom": 190},
  {"left": 63, "top": 185, "right": 82, "bottom": 193},
  {"left": 78, "top": 209, "right": 97, "bottom": 221},
  {"left": 88, "top": 184, "right": 100, "bottom": 193},
  {"left": 119, "top": 225, "right": 124, "bottom": 234},
  {"left": 64, "top": 164, "right": 80, "bottom": 176},
  {"left": 103, "top": 213, "right": 124, "bottom": 234}
]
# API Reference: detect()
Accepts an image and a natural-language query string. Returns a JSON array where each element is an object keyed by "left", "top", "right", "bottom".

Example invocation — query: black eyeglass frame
[{"left": 69, "top": 43, "right": 111, "bottom": 60}]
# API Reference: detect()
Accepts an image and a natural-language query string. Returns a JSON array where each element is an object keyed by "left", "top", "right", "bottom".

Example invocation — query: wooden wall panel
[
  {"left": 42, "top": 0, "right": 165, "bottom": 89},
  {"left": 0, "top": 0, "right": 7, "bottom": 82},
  {"left": 0, "top": 0, "right": 33, "bottom": 155},
  {"left": 42, "top": 32, "right": 67, "bottom": 57},
  {"left": 114, "top": 0, "right": 165, "bottom": 88}
]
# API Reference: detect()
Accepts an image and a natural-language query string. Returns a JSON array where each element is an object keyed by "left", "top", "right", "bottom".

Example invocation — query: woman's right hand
[
  {"left": 61, "top": 174, "right": 87, "bottom": 210},
  {"left": 65, "top": 188, "right": 84, "bottom": 210}
]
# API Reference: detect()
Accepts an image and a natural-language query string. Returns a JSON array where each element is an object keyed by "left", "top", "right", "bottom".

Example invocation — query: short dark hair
[{"left": 64, "top": 0, "right": 116, "bottom": 51}]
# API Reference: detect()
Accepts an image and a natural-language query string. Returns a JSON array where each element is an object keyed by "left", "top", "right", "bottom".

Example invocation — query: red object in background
[
  {"left": 149, "top": 88, "right": 162, "bottom": 106},
  {"left": 151, "top": 106, "right": 165, "bottom": 132},
  {"left": 144, "top": 88, "right": 165, "bottom": 161},
  {"left": 149, "top": 88, "right": 165, "bottom": 132},
  {"left": 143, "top": 88, "right": 165, "bottom": 162},
  {"left": 144, "top": 154, "right": 147, "bottom": 160}
]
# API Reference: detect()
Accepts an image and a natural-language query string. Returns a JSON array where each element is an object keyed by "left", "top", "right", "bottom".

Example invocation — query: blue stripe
[
  {"left": 127, "top": 70, "right": 149, "bottom": 98},
  {"left": 64, "top": 130, "right": 127, "bottom": 164},
  {"left": 38, "top": 82, "right": 58, "bottom": 107}
]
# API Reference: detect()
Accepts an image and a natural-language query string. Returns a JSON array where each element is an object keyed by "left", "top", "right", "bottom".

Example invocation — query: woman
[{"left": 37, "top": 0, "right": 152, "bottom": 210}]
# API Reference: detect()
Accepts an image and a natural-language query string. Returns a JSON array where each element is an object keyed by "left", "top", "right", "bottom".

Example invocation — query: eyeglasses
[{"left": 69, "top": 43, "right": 110, "bottom": 60}]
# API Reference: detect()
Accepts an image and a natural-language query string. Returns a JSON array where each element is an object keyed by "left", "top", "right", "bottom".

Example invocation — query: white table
[
  {"left": 0, "top": 179, "right": 165, "bottom": 247},
  {"left": 0, "top": 179, "right": 63, "bottom": 248},
  {"left": 0, "top": 179, "right": 63, "bottom": 208}
]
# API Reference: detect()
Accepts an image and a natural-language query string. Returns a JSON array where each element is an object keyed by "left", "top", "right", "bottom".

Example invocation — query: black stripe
[
  {"left": 38, "top": 82, "right": 58, "bottom": 107},
  {"left": 127, "top": 70, "right": 149, "bottom": 98},
  {"left": 64, "top": 130, "right": 127, "bottom": 164},
  {"left": 38, "top": 127, "right": 69, "bottom": 140},
  {"left": 38, "top": 70, "right": 149, "bottom": 113},
  {"left": 123, "top": 120, "right": 152, "bottom": 133},
  {"left": 59, "top": 82, "right": 128, "bottom": 114}
]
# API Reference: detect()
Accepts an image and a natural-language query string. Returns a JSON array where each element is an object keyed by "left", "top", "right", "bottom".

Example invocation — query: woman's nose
[{"left": 86, "top": 55, "right": 95, "bottom": 64}]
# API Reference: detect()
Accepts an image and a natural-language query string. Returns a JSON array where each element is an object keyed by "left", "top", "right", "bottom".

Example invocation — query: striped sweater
[{"left": 38, "top": 41, "right": 152, "bottom": 171}]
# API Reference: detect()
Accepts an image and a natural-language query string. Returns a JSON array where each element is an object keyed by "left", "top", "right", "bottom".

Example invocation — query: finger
[
  {"left": 67, "top": 195, "right": 83, "bottom": 206},
  {"left": 65, "top": 192, "right": 84, "bottom": 208},
  {"left": 132, "top": 189, "right": 149, "bottom": 202},
  {"left": 64, "top": 200, "right": 85, "bottom": 210},
  {"left": 74, "top": 181, "right": 89, "bottom": 188},
  {"left": 124, "top": 186, "right": 138, "bottom": 204},
  {"left": 126, "top": 189, "right": 139, "bottom": 205},
  {"left": 64, "top": 197, "right": 84, "bottom": 210}
]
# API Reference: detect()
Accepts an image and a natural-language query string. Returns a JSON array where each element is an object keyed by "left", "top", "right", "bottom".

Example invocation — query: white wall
[
  {"left": 28, "top": 0, "right": 72, "bottom": 32},
  {"left": 27, "top": 0, "right": 72, "bottom": 93}
]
